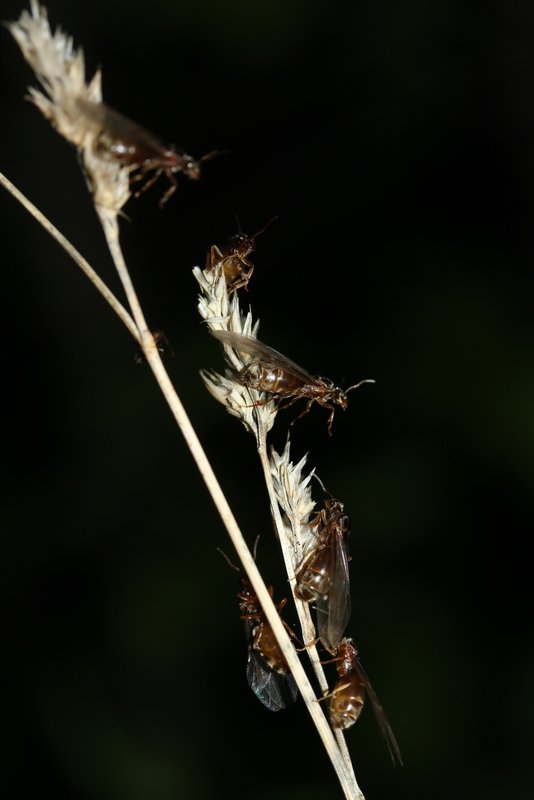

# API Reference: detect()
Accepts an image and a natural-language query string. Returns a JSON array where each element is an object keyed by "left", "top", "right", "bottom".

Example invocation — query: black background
[{"left": 2, "top": 1, "right": 534, "bottom": 799}]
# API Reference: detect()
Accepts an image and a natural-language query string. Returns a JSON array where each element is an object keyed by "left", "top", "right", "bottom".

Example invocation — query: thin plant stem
[
  {"left": 96, "top": 207, "right": 150, "bottom": 341},
  {"left": 0, "top": 171, "right": 140, "bottom": 344}
]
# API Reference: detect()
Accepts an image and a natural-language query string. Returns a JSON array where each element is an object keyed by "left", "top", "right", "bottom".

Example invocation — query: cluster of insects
[
  {"left": 206, "top": 216, "right": 400, "bottom": 763},
  {"left": 69, "top": 87, "right": 400, "bottom": 759},
  {"left": 93, "top": 38, "right": 402, "bottom": 779},
  {"left": 223, "top": 490, "right": 402, "bottom": 764},
  {"left": 7, "top": 1, "right": 401, "bottom": 787},
  {"left": 228, "top": 561, "right": 402, "bottom": 764},
  {"left": 83, "top": 71, "right": 403, "bottom": 779},
  {"left": 80, "top": 79, "right": 400, "bottom": 765}
]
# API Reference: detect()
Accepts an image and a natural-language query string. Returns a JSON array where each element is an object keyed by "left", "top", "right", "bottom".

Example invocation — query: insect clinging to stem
[
  {"left": 327, "top": 638, "right": 403, "bottom": 766},
  {"left": 219, "top": 548, "right": 298, "bottom": 712},
  {"left": 295, "top": 491, "right": 351, "bottom": 653}
]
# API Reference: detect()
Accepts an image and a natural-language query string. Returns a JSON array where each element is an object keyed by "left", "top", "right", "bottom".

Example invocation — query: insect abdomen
[
  {"left": 294, "top": 548, "right": 331, "bottom": 601},
  {"left": 330, "top": 673, "right": 366, "bottom": 729},
  {"left": 252, "top": 622, "right": 289, "bottom": 674},
  {"left": 242, "top": 365, "right": 304, "bottom": 394}
]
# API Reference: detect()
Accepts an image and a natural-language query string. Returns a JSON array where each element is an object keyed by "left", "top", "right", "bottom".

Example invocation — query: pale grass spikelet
[
  {"left": 7, "top": 1, "right": 130, "bottom": 211},
  {"left": 269, "top": 440, "right": 320, "bottom": 570},
  {"left": 194, "top": 263, "right": 277, "bottom": 438}
]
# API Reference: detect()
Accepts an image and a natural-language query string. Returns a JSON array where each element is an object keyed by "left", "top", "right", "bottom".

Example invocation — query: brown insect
[
  {"left": 219, "top": 549, "right": 298, "bottom": 712},
  {"left": 77, "top": 99, "right": 218, "bottom": 207},
  {"left": 211, "top": 330, "right": 374, "bottom": 434},
  {"left": 205, "top": 217, "right": 278, "bottom": 294},
  {"left": 237, "top": 576, "right": 298, "bottom": 712},
  {"left": 328, "top": 638, "right": 403, "bottom": 765},
  {"left": 295, "top": 496, "right": 351, "bottom": 653}
]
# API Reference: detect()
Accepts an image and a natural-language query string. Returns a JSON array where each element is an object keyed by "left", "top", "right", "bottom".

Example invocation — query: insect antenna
[
  {"left": 345, "top": 378, "right": 376, "bottom": 394},
  {"left": 216, "top": 547, "right": 240, "bottom": 573},
  {"left": 217, "top": 534, "right": 261, "bottom": 573},
  {"left": 235, "top": 214, "right": 279, "bottom": 240},
  {"left": 311, "top": 471, "right": 329, "bottom": 497},
  {"left": 200, "top": 148, "right": 228, "bottom": 165}
]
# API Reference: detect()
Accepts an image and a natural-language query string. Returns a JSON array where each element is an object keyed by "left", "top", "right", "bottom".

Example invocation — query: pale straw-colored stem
[
  {"left": 95, "top": 207, "right": 150, "bottom": 340},
  {"left": 0, "top": 171, "right": 140, "bottom": 344}
]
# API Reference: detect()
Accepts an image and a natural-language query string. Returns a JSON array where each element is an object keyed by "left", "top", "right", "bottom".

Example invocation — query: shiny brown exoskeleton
[
  {"left": 211, "top": 330, "right": 374, "bottom": 434},
  {"left": 77, "top": 99, "right": 215, "bottom": 207},
  {"left": 237, "top": 576, "right": 298, "bottom": 712},
  {"left": 295, "top": 497, "right": 351, "bottom": 653},
  {"left": 205, "top": 217, "right": 277, "bottom": 294},
  {"left": 328, "top": 638, "right": 403, "bottom": 765}
]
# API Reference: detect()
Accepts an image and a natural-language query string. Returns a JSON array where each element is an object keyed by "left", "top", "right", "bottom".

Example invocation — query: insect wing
[
  {"left": 79, "top": 100, "right": 165, "bottom": 152},
  {"left": 245, "top": 647, "right": 298, "bottom": 712},
  {"left": 352, "top": 657, "right": 403, "bottom": 766},
  {"left": 75, "top": 98, "right": 113, "bottom": 130},
  {"left": 316, "top": 527, "right": 351, "bottom": 653},
  {"left": 210, "top": 331, "right": 316, "bottom": 385}
]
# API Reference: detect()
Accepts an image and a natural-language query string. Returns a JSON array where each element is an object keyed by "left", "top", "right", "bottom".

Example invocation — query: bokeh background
[{"left": 2, "top": 1, "right": 534, "bottom": 798}]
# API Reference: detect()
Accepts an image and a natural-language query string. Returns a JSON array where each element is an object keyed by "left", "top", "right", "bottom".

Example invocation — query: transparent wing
[
  {"left": 211, "top": 330, "right": 316, "bottom": 384},
  {"left": 77, "top": 99, "right": 164, "bottom": 151},
  {"left": 316, "top": 528, "right": 351, "bottom": 653},
  {"left": 245, "top": 648, "right": 298, "bottom": 712},
  {"left": 353, "top": 657, "right": 403, "bottom": 766}
]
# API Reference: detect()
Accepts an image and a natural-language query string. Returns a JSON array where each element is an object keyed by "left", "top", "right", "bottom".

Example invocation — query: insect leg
[
  {"left": 158, "top": 169, "right": 179, "bottom": 208},
  {"left": 227, "top": 266, "right": 254, "bottom": 294},
  {"left": 133, "top": 167, "right": 163, "bottom": 198},
  {"left": 287, "top": 397, "right": 316, "bottom": 427},
  {"left": 320, "top": 402, "right": 337, "bottom": 436}
]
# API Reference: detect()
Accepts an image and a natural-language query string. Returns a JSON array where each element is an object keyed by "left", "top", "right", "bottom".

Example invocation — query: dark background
[{"left": 2, "top": 1, "right": 534, "bottom": 798}]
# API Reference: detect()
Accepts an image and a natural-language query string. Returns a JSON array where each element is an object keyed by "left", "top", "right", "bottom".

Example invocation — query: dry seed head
[
  {"left": 194, "top": 263, "right": 277, "bottom": 438},
  {"left": 7, "top": 1, "right": 130, "bottom": 211},
  {"left": 269, "top": 441, "right": 320, "bottom": 569}
]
